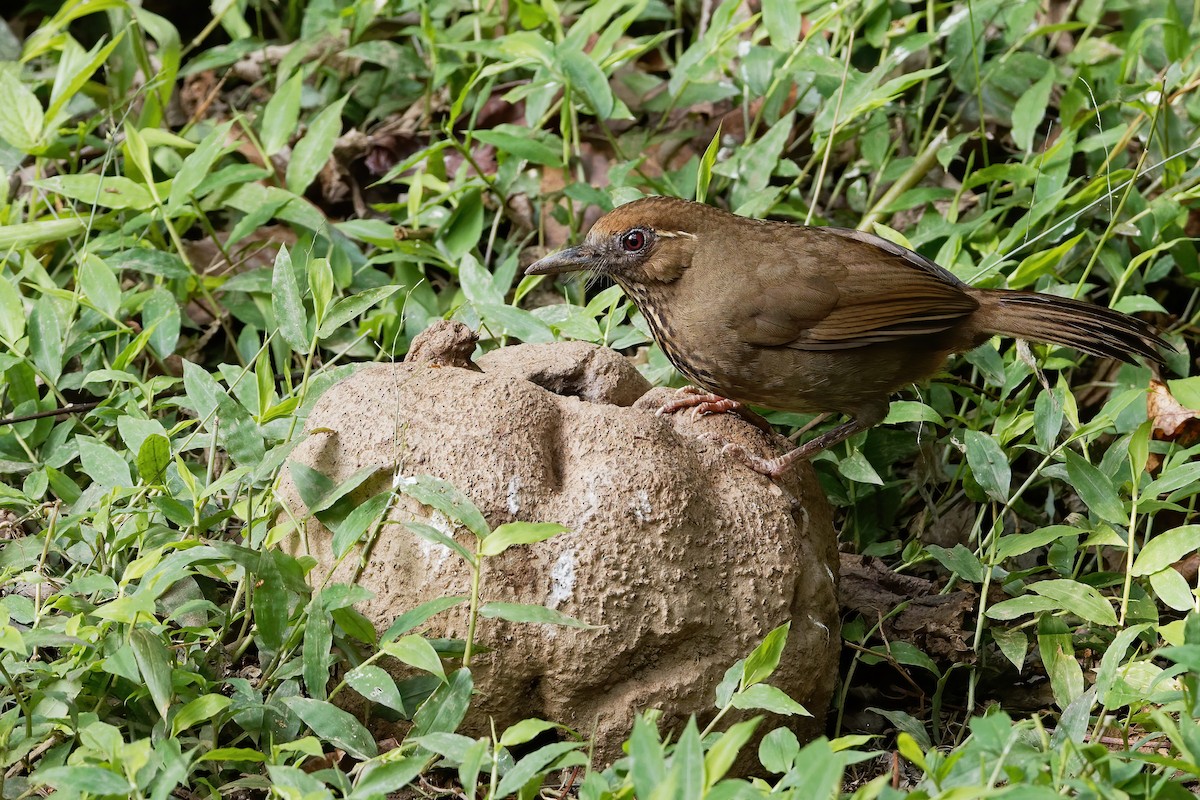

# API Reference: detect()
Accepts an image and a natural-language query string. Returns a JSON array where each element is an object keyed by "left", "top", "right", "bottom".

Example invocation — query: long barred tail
[{"left": 976, "top": 290, "right": 1167, "bottom": 367}]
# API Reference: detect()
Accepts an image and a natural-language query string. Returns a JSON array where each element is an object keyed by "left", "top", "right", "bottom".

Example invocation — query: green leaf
[
  {"left": 406, "top": 522, "right": 476, "bottom": 566},
  {"left": 743, "top": 622, "right": 789, "bottom": 688},
  {"left": 965, "top": 430, "right": 1011, "bottom": 503},
  {"left": 396, "top": 474, "right": 490, "bottom": 538},
  {"left": 382, "top": 596, "right": 468, "bottom": 642},
  {"left": 272, "top": 246, "right": 310, "bottom": 352},
  {"left": 33, "top": 766, "right": 132, "bottom": 795},
  {"left": 558, "top": 49, "right": 614, "bottom": 118},
  {"left": 353, "top": 758, "right": 425, "bottom": 797},
  {"left": 762, "top": 0, "right": 800, "bottom": 50},
  {"left": 991, "top": 627, "right": 1028, "bottom": 671},
  {"left": 1026, "top": 578, "right": 1118, "bottom": 626},
  {"left": 168, "top": 120, "right": 235, "bottom": 211},
  {"left": 346, "top": 664, "right": 407, "bottom": 714},
  {"left": 171, "top": 693, "right": 232, "bottom": 736},
  {"left": 500, "top": 718, "right": 563, "bottom": 747},
  {"left": 382, "top": 634, "right": 447, "bottom": 682},
  {"left": 332, "top": 491, "right": 391, "bottom": 558},
  {"left": 1064, "top": 450, "right": 1126, "bottom": 524},
  {"left": 0, "top": 273, "right": 24, "bottom": 343},
  {"left": 143, "top": 286, "right": 181, "bottom": 357},
  {"left": 317, "top": 285, "right": 403, "bottom": 339},
  {"left": 628, "top": 715, "right": 666, "bottom": 800},
  {"left": 261, "top": 71, "right": 302, "bottom": 156},
  {"left": 77, "top": 438, "right": 133, "bottom": 488},
  {"left": 1132, "top": 525, "right": 1200, "bottom": 576},
  {"left": 38, "top": 174, "right": 154, "bottom": 210},
  {"left": 473, "top": 125, "right": 564, "bottom": 166},
  {"left": 478, "top": 601, "right": 597, "bottom": 629},
  {"left": 703, "top": 717, "right": 760, "bottom": 787},
  {"left": 495, "top": 741, "right": 583, "bottom": 797},
  {"left": 695, "top": 124, "right": 721, "bottom": 203},
  {"left": 759, "top": 727, "right": 800, "bottom": 774},
  {"left": 412, "top": 668, "right": 473, "bottom": 737},
  {"left": 283, "top": 697, "right": 378, "bottom": 759},
  {"left": 731, "top": 683, "right": 811, "bottom": 716},
  {"left": 30, "top": 293, "right": 65, "bottom": 383},
  {"left": 131, "top": 628, "right": 174, "bottom": 720},
  {"left": 287, "top": 95, "right": 349, "bottom": 194},
  {"left": 884, "top": 400, "right": 945, "bottom": 425},
  {"left": 0, "top": 68, "right": 44, "bottom": 151},
  {"left": 78, "top": 254, "right": 122, "bottom": 317},
  {"left": 925, "top": 544, "right": 985, "bottom": 583},
  {"left": 480, "top": 522, "right": 569, "bottom": 557},
  {"left": 1012, "top": 70, "right": 1055, "bottom": 152},
  {"left": 136, "top": 433, "right": 171, "bottom": 484}
]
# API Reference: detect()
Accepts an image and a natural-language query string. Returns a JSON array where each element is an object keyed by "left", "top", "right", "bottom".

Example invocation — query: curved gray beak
[{"left": 525, "top": 245, "right": 600, "bottom": 276}]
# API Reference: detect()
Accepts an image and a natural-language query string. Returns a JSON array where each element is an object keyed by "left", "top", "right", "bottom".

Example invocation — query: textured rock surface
[{"left": 280, "top": 322, "right": 840, "bottom": 765}]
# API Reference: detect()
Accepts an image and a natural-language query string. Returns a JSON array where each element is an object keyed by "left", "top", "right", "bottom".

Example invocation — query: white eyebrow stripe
[{"left": 654, "top": 230, "right": 697, "bottom": 239}]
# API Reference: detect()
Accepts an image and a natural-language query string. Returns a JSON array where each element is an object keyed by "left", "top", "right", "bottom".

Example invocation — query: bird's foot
[
  {"left": 656, "top": 387, "right": 773, "bottom": 434},
  {"left": 719, "top": 416, "right": 875, "bottom": 478}
]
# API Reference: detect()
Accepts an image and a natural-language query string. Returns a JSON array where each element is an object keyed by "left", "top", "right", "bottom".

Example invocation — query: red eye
[{"left": 621, "top": 230, "right": 647, "bottom": 252}]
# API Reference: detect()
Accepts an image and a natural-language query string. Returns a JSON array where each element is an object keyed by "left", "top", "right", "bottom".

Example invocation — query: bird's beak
[{"left": 525, "top": 245, "right": 600, "bottom": 276}]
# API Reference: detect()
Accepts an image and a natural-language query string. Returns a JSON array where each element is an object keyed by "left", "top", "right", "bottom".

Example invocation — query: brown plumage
[{"left": 526, "top": 196, "right": 1168, "bottom": 477}]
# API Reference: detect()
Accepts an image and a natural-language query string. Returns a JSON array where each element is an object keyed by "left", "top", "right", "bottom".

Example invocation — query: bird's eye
[{"left": 620, "top": 230, "right": 647, "bottom": 252}]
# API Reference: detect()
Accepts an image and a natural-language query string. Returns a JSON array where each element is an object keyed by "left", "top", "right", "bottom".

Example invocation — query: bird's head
[{"left": 525, "top": 197, "right": 708, "bottom": 287}]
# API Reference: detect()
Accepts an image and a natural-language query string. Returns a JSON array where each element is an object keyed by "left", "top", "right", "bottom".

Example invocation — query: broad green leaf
[
  {"left": 480, "top": 522, "right": 569, "bottom": 557},
  {"left": 352, "top": 758, "right": 425, "bottom": 797},
  {"left": 762, "top": 0, "right": 800, "bottom": 50},
  {"left": 78, "top": 255, "right": 121, "bottom": 317},
  {"left": 1012, "top": 70, "right": 1055, "bottom": 152},
  {"left": 1132, "top": 525, "right": 1200, "bottom": 576},
  {"left": 136, "top": 434, "right": 171, "bottom": 484},
  {"left": 382, "top": 596, "right": 468, "bottom": 642},
  {"left": 405, "top": 522, "right": 476, "bottom": 565},
  {"left": 167, "top": 119, "right": 235, "bottom": 211},
  {"left": 0, "top": 68, "right": 44, "bottom": 151},
  {"left": 30, "top": 293, "right": 65, "bottom": 383},
  {"left": 272, "top": 246, "right": 309, "bottom": 351},
  {"left": 346, "top": 664, "right": 407, "bottom": 713},
  {"left": 382, "top": 634, "right": 446, "bottom": 682},
  {"left": 495, "top": 741, "right": 583, "bottom": 797},
  {"left": 758, "top": 726, "right": 800, "bottom": 774},
  {"left": 1027, "top": 578, "right": 1118, "bottom": 626},
  {"left": 283, "top": 697, "right": 378, "bottom": 759},
  {"left": 695, "top": 124, "right": 721, "bottom": 203},
  {"left": 500, "top": 718, "right": 562, "bottom": 747},
  {"left": 77, "top": 438, "right": 132, "bottom": 488},
  {"left": 1064, "top": 450, "right": 1126, "bottom": 524},
  {"left": 286, "top": 95, "right": 349, "bottom": 194},
  {"left": 131, "top": 628, "right": 173, "bottom": 720},
  {"left": 33, "top": 766, "right": 132, "bottom": 795},
  {"left": 261, "top": 71, "right": 302, "bottom": 156},
  {"left": 704, "top": 717, "right": 760, "bottom": 787},
  {"left": 558, "top": 49, "right": 614, "bottom": 118},
  {"left": 411, "top": 668, "right": 473, "bottom": 737},
  {"left": 731, "top": 683, "right": 811, "bottom": 716},
  {"left": 474, "top": 125, "right": 564, "bottom": 166},
  {"left": 743, "top": 622, "right": 790, "bottom": 688},
  {"left": 171, "top": 694, "right": 232, "bottom": 736},
  {"left": 317, "top": 285, "right": 403, "bottom": 339},
  {"left": 479, "top": 601, "right": 597, "bottom": 629},
  {"left": 965, "top": 430, "right": 1011, "bottom": 503},
  {"left": 396, "top": 474, "right": 490, "bottom": 538},
  {"left": 38, "top": 174, "right": 154, "bottom": 210}
]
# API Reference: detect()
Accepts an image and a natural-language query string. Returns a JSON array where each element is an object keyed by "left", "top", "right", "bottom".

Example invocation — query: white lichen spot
[
  {"left": 547, "top": 548, "right": 577, "bottom": 609},
  {"left": 825, "top": 565, "right": 835, "bottom": 585},
  {"left": 632, "top": 489, "right": 652, "bottom": 524},
  {"left": 412, "top": 510, "right": 455, "bottom": 569},
  {"left": 807, "top": 613, "right": 829, "bottom": 634},
  {"left": 507, "top": 475, "right": 522, "bottom": 515}
]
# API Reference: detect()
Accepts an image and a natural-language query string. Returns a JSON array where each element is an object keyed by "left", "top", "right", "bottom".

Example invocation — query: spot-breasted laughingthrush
[{"left": 527, "top": 196, "right": 1169, "bottom": 477}]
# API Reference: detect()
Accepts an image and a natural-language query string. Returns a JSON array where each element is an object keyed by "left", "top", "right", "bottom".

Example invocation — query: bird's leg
[
  {"left": 656, "top": 386, "right": 773, "bottom": 434},
  {"left": 722, "top": 416, "right": 873, "bottom": 478}
]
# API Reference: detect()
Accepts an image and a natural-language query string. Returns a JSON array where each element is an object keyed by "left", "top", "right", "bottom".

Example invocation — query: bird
[{"left": 525, "top": 196, "right": 1170, "bottom": 477}]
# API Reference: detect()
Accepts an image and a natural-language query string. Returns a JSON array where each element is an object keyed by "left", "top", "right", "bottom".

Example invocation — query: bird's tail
[{"left": 974, "top": 290, "right": 1167, "bottom": 368}]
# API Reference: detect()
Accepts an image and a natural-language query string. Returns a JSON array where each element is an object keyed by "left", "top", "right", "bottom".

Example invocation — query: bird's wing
[{"left": 737, "top": 227, "right": 980, "bottom": 351}]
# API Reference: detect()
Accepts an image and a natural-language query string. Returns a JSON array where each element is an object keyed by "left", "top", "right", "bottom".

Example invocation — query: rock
[{"left": 280, "top": 322, "right": 840, "bottom": 766}]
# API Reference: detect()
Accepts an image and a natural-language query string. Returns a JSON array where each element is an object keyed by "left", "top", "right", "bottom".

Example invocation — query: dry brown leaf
[{"left": 1148, "top": 379, "right": 1200, "bottom": 446}]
